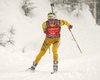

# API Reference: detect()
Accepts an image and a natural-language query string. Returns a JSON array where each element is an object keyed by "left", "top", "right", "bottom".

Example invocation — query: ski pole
[
  {"left": 49, "top": 47, "right": 51, "bottom": 54},
  {"left": 69, "top": 29, "right": 83, "bottom": 54}
]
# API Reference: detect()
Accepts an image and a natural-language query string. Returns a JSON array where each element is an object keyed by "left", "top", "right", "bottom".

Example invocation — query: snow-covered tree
[
  {"left": 50, "top": 0, "right": 79, "bottom": 12},
  {"left": 0, "top": 25, "right": 15, "bottom": 47},
  {"left": 22, "top": 0, "right": 36, "bottom": 17},
  {"left": 96, "top": 0, "right": 100, "bottom": 25}
]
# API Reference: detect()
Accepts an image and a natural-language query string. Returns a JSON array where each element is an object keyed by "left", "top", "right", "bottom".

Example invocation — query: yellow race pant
[{"left": 34, "top": 37, "right": 60, "bottom": 63}]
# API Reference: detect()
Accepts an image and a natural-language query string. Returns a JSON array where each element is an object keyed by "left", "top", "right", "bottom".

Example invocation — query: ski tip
[
  {"left": 51, "top": 72, "right": 54, "bottom": 74},
  {"left": 51, "top": 71, "right": 57, "bottom": 74},
  {"left": 51, "top": 72, "right": 53, "bottom": 74}
]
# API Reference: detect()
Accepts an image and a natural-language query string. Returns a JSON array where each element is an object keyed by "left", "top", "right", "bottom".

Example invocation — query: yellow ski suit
[{"left": 34, "top": 20, "right": 71, "bottom": 63}]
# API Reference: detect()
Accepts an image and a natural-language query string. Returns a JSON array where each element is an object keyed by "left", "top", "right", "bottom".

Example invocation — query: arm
[
  {"left": 60, "top": 20, "right": 73, "bottom": 29},
  {"left": 42, "top": 21, "right": 47, "bottom": 33}
]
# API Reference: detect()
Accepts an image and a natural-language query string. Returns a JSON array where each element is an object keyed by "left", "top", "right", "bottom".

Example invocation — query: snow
[{"left": 0, "top": 0, "right": 100, "bottom": 80}]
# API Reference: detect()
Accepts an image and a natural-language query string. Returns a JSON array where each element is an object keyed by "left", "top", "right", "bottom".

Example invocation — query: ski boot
[
  {"left": 53, "top": 61, "right": 58, "bottom": 72},
  {"left": 29, "top": 62, "right": 38, "bottom": 71}
]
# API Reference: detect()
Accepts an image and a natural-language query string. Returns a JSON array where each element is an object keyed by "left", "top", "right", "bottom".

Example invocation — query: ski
[
  {"left": 51, "top": 72, "right": 54, "bottom": 74},
  {"left": 26, "top": 68, "right": 31, "bottom": 72},
  {"left": 26, "top": 67, "right": 35, "bottom": 72},
  {"left": 51, "top": 71, "right": 57, "bottom": 74}
]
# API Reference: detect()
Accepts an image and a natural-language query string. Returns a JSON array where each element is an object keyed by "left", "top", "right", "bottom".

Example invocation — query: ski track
[{"left": 0, "top": 52, "right": 100, "bottom": 80}]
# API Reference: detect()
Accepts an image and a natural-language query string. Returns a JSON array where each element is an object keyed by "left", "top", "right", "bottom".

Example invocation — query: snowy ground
[{"left": 0, "top": 0, "right": 100, "bottom": 80}]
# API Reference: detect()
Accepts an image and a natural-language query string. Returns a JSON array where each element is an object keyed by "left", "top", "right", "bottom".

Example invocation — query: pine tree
[
  {"left": 50, "top": 0, "right": 80, "bottom": 12},
  {"left": 96, "top": 0, "right": 100, "bottom": 24}
]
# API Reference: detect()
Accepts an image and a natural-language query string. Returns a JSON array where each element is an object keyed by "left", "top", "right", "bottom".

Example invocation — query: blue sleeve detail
[{"left": 46, "top": 21, "right": 49, "bottom": 30}]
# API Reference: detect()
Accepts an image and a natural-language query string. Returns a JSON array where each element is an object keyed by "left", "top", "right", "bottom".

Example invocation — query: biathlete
[{"left": 29, "top": 12, "right": 73, "bottom": 72}]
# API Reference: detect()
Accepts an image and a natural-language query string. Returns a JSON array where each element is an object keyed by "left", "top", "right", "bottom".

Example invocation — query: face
[{"left": 48, "top": 19, "right": 55, "bottom": 25}]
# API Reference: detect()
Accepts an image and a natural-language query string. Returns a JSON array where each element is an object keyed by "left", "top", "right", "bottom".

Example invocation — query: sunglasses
[{"left": 48, "top": 19, "right": 55, "bottom": 21}]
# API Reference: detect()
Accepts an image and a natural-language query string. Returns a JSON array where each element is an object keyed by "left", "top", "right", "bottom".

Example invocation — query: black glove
[
  {"left": 69, "top": 25, "right": 73, "bottom": 30},
  {"left": 44, "top": 31, "right": 46, "bottom": 34}
]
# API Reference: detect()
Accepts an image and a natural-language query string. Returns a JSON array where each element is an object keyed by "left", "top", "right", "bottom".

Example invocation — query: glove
[
  {"left": 44, "top": 31, "right": 46, "bottom": 34},
  {"left": 68, "top": 25, "right": 73, "bottom": 30}
]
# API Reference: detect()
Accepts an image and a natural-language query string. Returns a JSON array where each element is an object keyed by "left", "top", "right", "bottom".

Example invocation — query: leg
[
  {"left": 34, "top": 39, "right": 51, "bottom": 63},
  {"left": 52, "top": 39, "right": 60, "bottom": 61},
  {"left": 30, "top": 37, "right": 52, "bottom": 70},
  {"left": 52, "top": 38, "right": 60, "bottom": 72},
  {"left": 34, "top": 37, "right": 51, "bottom": 63}
]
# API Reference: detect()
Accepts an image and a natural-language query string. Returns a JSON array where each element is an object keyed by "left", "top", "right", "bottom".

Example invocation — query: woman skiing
[{"left": 29, "top": 12, "right": 73, "bottom": 72}]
